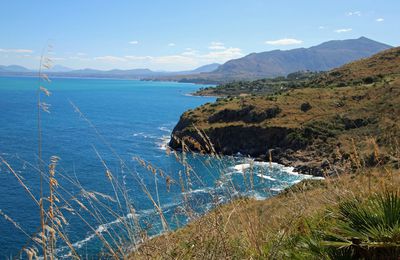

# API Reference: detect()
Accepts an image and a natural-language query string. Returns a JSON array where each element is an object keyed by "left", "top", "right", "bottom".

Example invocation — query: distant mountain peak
[{"left": 211, "top": 37, "right": 392, "bottom": 79}]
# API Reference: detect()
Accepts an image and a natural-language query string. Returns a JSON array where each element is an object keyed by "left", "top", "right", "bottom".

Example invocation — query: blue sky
[{"left": 1, "top": 0, "right": 399, "bottom": 71}]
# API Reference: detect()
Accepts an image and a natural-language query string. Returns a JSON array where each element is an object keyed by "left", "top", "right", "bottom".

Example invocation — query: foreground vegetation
[{"left": 132, "top": 168, "right": 400, "bottom": 259}]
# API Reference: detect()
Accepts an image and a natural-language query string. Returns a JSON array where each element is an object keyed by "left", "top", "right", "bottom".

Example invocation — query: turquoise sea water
[{"left": 0, "top": 77, "right": 313, "bottom": 258}]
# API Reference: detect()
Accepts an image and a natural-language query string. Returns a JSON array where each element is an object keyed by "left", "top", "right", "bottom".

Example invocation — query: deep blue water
[{"left": 0, "top": 77, "right": 313, "bottom": 258}]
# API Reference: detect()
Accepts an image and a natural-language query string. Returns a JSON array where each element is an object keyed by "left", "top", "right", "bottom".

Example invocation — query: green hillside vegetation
[{"left": 195, "top": 71, "right": 321, "bottom": 97}]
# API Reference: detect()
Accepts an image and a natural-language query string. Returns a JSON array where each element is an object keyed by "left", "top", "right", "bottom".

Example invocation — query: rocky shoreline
[{"left": 168, "top": 121, "right": 347, "bottom": 177}]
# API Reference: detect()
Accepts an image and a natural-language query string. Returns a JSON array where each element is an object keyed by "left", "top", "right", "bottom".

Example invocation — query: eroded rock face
[{"left": 171, "top": 116, "right": 295, "bottom": 155}]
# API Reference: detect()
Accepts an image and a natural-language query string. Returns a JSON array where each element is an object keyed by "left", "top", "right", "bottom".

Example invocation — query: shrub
[
  {"left": 296, "top": 192, "right": 400, "bottom": 259},
  {"left": 325, "top": 192, "right": 400, "bottom": 259},
  {"left": 300, "top": 102, "right": 312, "bottom": 112}
]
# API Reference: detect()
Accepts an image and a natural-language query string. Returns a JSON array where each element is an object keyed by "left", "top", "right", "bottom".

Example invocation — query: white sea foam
[
  {"left": 254, "top": 161, "right": 297, "bottom": 175},
  {"left": 231, "top": 160, "right": 299, "bottom": 175},
  {"left": 158, "top": 126, "right": 171, "bottom": 133},
  {"left": 256, "top": 173, "right": 276, "bottom": 181},
  {"left": 232, "top": 163, "right": 251, "bottom": 172},
  {"left": 249, "top": 191, "right": 267, "bottom": 200},
  {"left": 183, "top": 187, "right": 210, "bottom": 194},
  {"left": 133, "top": 132, "right": 150, "bottom": 138},
  {"left": 157, "top": 135, "right": 170, "bottom": 150}
]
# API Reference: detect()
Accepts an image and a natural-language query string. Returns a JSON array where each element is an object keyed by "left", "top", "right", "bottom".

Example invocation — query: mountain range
[
  {"left": 154, "top": 37, "right": 392, "bottom": 83},
  {"left": 0, "top": 63, "right": 221, "bottom": 79},
  {"left": 0, "top": 37, "right": 392, "bottom": 83}
]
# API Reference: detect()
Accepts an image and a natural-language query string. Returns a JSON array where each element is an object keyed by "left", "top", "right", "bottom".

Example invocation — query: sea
[{"left": 0, "top": 77, "right": 315, "bottom": 258}]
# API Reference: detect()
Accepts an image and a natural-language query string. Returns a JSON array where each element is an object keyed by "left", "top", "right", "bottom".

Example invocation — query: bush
[
  {"left": 300, "top": 102, "right": 312, "bottom": 112},
  {"left": 295, "top": 192, "right": 400, "bottom": 259}
]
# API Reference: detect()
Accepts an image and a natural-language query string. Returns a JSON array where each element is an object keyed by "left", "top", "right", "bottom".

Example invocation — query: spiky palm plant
[{"left": 322, "top": 192, "right": 400, "bottom": 259}]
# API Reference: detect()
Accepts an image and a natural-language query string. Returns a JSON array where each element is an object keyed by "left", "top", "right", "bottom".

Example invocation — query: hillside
[
  {"left": 195, "top": 71, "right": 322, "bottom": 97},
  {"left": 157, "top": 37, "right": 392, "bottom": 84},
  {"left": 169, "top": 47, "right": 400, "bottom": 176}
]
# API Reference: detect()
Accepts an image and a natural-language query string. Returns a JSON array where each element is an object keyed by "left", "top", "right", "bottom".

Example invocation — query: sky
[{"left": 1, "top": 0, "right": 399, "bottom": 71}]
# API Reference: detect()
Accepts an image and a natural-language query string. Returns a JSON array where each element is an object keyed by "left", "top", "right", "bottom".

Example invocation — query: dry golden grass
[
  {"left": 316, "top": 47, "right": 400, "bottom": 85},
  {"left": 184, "top": 79, "right": 399, "bottom": 130}
]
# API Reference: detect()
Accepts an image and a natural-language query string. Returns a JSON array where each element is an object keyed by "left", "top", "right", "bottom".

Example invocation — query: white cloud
[
  {"left": 209, "top": 42, "right": 226, "bottom": 50},
  {"left": 152, "top": 55, "right": 198, "bottom": 66},
  {"left": 202, "top": 47, "right": 242, "bottom": 61},
  {"left": 0, "top": 48, "right": 33, "bottom": 53},
  {"left": 77, "top": 52, "right": 87, "bottom": 56},
  {"left": 318, "top": 26, "right": 325, "bottom": 30},
  {"left": 69, "top": 56, "right": 91, "bottom": 61},
  {"left": 181, "top": 49, "right": 199, "bottom": 56},
  {"left": 376, "top": 18, "right": 384, "bottom": 22},
  {"left": 51, "top": 57, "right": 66, "bottom": 61},
  {"left": 334, "top": 28, "right": 352, "bottom": 33},
  {"left": 264, "top": 38, "right": 303, "bottom": 45},
  {"left": 62, "top": 43, "right": 243, "bottom": 71},
  {"left": 94, "top": 56, "right": 127, "bottom": 62},
  {"left": 123, "top": 46, "right": 243, "bottom": 69},
  {"left": 129, "top": 40, "right": 139, "bottom": 45},
  {"left": 168, "top": 43, "right": 176, "bottom": 47},
  {"left": 124, "top": 55, "right": 153, "bottom": 61},
  {"left": 347, "top": 11, "right": 361, "bottom": 16}
]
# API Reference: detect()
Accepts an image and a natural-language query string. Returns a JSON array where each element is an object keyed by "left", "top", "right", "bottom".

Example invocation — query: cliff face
[{"left": 170, "top": 124, "right": 294, "bottom": 156}]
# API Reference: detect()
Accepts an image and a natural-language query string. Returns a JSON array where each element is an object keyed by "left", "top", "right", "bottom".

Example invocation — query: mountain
[
  {"left": 188, "top": 63, "right": 220, "bottom": 74},
  {"left": 62, "top": 68, "right": 157, "bottom": 78},
  {"left": 0, "top": 63, "right": 220, "bottom": 79},
  {"left": 215, "top": 37, "right": 391, "bottom": 77},
  {"left": 148, "top": 63, "right": 221, "bottom": 76},
  {"left": 163, "top": 37, "right": 393, "bottom": 84},
  {"left": 0, "top": 65, "right": 32, "bottom": 73},
  {"left": 46, "top": 65, "right": 72, "bottom": 72}
]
